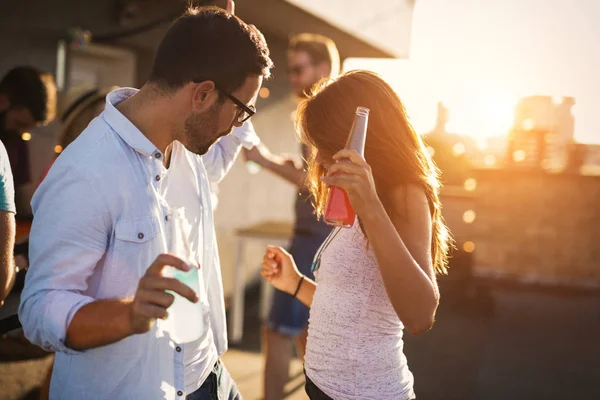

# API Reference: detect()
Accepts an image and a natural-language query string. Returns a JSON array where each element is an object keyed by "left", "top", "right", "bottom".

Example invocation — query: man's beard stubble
[{"left": 183, "top": 104, "right": 233, "bottom": 155}]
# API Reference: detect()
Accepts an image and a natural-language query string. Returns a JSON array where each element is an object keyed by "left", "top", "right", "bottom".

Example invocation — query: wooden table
[{"left": 229, "top": 220, "right": 293, "bottom": 344}]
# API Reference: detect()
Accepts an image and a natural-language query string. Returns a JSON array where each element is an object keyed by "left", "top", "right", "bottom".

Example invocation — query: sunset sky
[{"left": 345, "top": 0, "right": 600, "bottom": 144}]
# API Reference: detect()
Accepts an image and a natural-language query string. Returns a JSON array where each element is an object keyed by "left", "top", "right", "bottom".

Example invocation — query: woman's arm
[
  {"left": 289, "top": 275, "right": 317, "bottom": 308},
  {"left": 322, "top": 150, "right": 439, "bottom": 335},
  {"left": 260, "top": 246, "right": 317, "bottom": 307},
  {"left": 360, "top": 185, "right": 439, "bottom": 335}
]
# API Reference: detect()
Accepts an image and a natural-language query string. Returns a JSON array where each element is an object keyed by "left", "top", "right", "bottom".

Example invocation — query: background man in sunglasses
[
  {"left": 20, "top": 5, "right": 272, "bottom": 399},
  {"left": 243, "top": 33, "right": 340, "bottom": 400}
]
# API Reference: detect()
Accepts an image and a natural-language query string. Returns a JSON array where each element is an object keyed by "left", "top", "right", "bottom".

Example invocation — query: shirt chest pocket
[{"left": 111, "top": 216, "right": 160, "bottom": 284}]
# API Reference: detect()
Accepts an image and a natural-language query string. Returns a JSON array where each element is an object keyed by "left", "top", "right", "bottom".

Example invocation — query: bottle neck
[{"left": 346, "top": 113, "right": 368, "bottom": 156}]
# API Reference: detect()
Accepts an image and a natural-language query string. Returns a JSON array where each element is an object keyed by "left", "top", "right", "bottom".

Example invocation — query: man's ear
[{"left": 191, "top": 81, "right": 218, "bottom": 112}]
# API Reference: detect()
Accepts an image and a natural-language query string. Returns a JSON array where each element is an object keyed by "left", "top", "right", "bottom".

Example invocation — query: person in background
[
  {"left": 0, "top": 66, "right": 56, "bottom": 214},
  {"left": 0, "top": 65, "right": 54, "bottom": 304},
  {"left": 243, "top": 33, "right": 339, "bottom": 400},
  {"left": 261, "top": 70, "right": 452, "bottom": 400},
  {"left": 19, "top": 5, "right": 272, "bottom": 399},
  {"left": 0, "top": 139, "right": 16, "bottom": 305}
]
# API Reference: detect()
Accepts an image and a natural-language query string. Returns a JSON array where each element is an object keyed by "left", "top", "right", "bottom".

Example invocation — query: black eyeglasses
[
  {"left": 193, "top": 78, "right": 255, "bottom": 124},
  {"left": 218, "top": 87, "right": 256, "bottom": 124}
]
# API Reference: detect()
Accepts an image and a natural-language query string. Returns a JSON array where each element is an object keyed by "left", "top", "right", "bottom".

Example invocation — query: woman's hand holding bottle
[{"left": 321, "top": 149, "right": 381, "bottom": 220}]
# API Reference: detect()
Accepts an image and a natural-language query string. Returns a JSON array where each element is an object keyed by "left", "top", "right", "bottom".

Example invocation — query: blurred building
[
  {"left": 0, "top": 0, "right": 416, "bottom": 297},
  {"left": 425, "top": 101, "right": 482, "bottom": 172},
  {"left": 508, "top": 95, "right": 576, "bottom": 170},
  {"left": 431, "top": 101, "right": 450, "bottom": 135},
  {"left": 580, "top": 143, "right": 600, "bottom": 175},
  {"left": 585, "top": 144, "right": 600, "bottom": 165}
]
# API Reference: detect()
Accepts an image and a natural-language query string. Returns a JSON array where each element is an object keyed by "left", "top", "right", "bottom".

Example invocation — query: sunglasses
[
  {"left": 287, "top": 62, "right": 314, "bottom": 77},
  {"left": 193, "top": 78, "right": 256, "bottom": 124}
]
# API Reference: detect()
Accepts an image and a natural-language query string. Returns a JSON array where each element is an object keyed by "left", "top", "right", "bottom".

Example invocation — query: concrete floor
[{"left": 1, "top": 281, "right": 600, "bottom": 400}]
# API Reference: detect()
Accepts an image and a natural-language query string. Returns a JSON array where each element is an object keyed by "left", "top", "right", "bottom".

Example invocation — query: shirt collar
[{"left": 102, "top": 88, "right": 162, "bottom": 158}]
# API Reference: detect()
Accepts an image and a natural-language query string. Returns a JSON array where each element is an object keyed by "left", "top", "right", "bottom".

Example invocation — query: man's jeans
[{"left": 187, "top": 359, "right": 241, "bottom": 400}]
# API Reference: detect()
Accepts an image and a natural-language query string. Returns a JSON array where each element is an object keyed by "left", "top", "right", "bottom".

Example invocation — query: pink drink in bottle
[{"left": 323, "top": 106, "right": 369, "bottom": 228}]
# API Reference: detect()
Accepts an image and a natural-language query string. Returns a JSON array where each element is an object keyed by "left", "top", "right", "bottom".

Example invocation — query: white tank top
[{"left": 305, "top": 220, "right": 415, "bottom": 400}]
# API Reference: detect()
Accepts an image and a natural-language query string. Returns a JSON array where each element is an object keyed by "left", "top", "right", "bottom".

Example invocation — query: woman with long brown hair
[{"left": 261, "top": 70, "right": 452, "bottom": 399}]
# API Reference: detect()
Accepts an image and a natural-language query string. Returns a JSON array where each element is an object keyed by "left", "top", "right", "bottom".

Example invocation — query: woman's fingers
[
  {"left": 261, "top": 261, "right": 279, "bottom": 275},
  {"left": 326, "top": 161, "right": 365, "bottom": 177},
  {"left": 332, "top": 149, "right": 369, "bottom": 167},
  {"left": 321, "top": 174, "right": 359, "bottom": 191}
]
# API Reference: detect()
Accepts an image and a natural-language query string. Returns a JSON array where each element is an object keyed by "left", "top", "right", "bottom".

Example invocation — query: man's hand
[
  {"left": 64, "top": 254, "right": 198, "bottom": 350},
  {"left": 281, "top": 154, "right": 300, "bottom": 169},
  {"left": 243, "top": 143, "right": 271, "bottom": 167},
  {"left": 226, "top": 0, "right": 235, "bottom": 14},
  {"left": 243, "top": 145, "right": 306, "bottom": 186},
  {"left": 128, "top": 254, "right": 198, "bottom": 335}
]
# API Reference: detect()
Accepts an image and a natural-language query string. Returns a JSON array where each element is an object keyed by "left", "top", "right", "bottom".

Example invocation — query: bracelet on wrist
[{"left": 292, "top": 275, "right": 305, "bottom": 298}]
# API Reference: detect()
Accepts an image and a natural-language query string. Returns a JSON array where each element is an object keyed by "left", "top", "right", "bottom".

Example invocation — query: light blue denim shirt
[{"left": 19, "top": 88, "right": 255, "bottom": 399}]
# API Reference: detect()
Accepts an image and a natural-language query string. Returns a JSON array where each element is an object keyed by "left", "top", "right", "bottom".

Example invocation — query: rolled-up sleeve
[
  {"left": 19, "top": 166, "right": 109, "bottom": 354},
  {"left": 202, "top": 121, "right": 259, "bottom": 183}
]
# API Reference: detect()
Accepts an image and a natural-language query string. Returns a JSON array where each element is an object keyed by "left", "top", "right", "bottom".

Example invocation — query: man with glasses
[
  {"left": 202, "top": 80, "right": 259, "bottom": 212},
  {"left": 243, "top": 33, "right": 340, "bottom": 400},
  {"left": 20, "top": 6, "right": 272, "bottom": 399}
]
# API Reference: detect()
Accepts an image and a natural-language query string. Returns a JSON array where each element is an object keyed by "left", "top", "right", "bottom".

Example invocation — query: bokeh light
[
  {"left": 463, "top": 241, "right": 476, "bottom": 253},
  {"left": 452, "top": 142, "right": 466, "bottom": 156},
  {"left": 513, "top": 149, "right": 527, "bottom": 162},
  {"left": 259, "top": 87, "right": 270, "bottom": 99},
  {"left": 464, "top": 178, "right": 477, "bottom": 191},
  {"left": 463, "top": 210, "right": 476, "bottom": 224}
]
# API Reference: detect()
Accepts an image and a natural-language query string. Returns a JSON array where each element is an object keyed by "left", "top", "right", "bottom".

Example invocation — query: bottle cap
[{"left": 356, "top": 106, "right": 370, "bottom": 116}]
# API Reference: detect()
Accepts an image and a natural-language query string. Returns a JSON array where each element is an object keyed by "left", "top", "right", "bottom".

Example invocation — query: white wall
[{"left": 215, "top": 96, "right": 302, "bottom": 298}]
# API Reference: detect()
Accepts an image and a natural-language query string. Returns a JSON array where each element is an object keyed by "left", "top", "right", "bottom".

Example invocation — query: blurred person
[
  {"left": 0, "top": 65, "right": 54, "bottom": 303},
  {"left": 19, "top": 5, "right": 272, "bottom": 399},
  {"left": 243, "top": 33, "right": 339, "bottom": 400},
  {"left": 0, "top": 139, "right": 16, "bottom": 305},
  {"left": 260, "top": 70, "right": 452, "bottom": 400},
  {"left": 0, "top": 66, "right": 56, "bottom": 213}
]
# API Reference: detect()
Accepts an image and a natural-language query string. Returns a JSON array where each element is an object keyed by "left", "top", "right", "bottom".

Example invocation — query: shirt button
[
  {"left": 154, "top": 152, "right": 162, "bottom": 159},
  {"left": 155, "top": 175, "right": 161, "bottom": 181},
  {"left": 165, "top": 215, "right": 169, "bottom": 221},
  {"left": 176, "top": 346, "right": 181, "bottom": 352},
  {"left": 137, "top": 232, "right": 144, "bottom": 239},
  {"left": 177, "top": 390, "right": 183, "bottom": 396}
]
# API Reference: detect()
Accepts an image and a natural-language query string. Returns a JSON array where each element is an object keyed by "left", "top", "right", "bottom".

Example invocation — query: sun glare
[
  {"left": 441, "top": 93, "right": 517, "bottom": 139},
  {"left": 481, "top": 96, "right": 515, "bottom": 135}
]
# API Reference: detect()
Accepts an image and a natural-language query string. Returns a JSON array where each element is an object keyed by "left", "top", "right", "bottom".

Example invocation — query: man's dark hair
[
  {"left": 0, "top": 66, "right": 57, "bottom": 124},
  {"left": 149, "top": 6, "right": 273, "bottom": 94}
]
